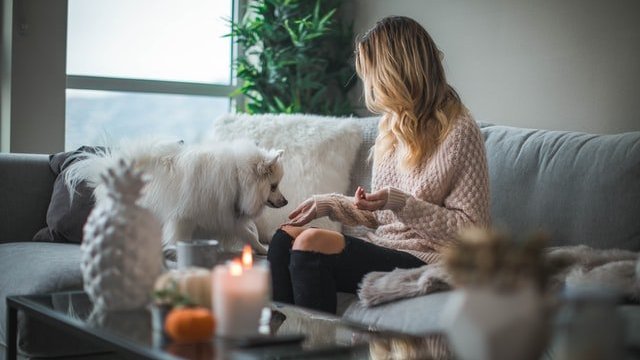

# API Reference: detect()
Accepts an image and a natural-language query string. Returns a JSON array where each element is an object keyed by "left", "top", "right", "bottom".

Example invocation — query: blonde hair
[{"left": 355, "top": 16, "right": 466, "bottom": 169}]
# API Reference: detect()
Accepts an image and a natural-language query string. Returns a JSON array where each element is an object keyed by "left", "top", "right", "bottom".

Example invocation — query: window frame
[
  {"left": 0, "top": 0, "right": 245, "bottom": 153},
  {"left": 66, "top": 76, "right": 237, "bottom": 98}
]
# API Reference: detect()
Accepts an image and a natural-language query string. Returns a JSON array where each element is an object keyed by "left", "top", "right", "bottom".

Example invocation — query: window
[{"left": 65, "top": 0, "right": 236, "bottom": 150}]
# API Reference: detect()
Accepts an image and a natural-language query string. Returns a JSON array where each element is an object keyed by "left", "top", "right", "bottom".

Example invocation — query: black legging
[{"left": 267, "top": 229, "right": 425, "bottom": 314}]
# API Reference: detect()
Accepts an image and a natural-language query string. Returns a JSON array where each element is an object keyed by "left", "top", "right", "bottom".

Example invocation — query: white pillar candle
[{"left": 212, "top": 247, "right": 270, "bottom": 338}]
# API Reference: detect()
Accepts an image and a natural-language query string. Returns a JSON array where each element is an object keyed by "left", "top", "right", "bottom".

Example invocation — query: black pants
[{"left": 267, "top": 229, "right": 425, "bottom": 314}]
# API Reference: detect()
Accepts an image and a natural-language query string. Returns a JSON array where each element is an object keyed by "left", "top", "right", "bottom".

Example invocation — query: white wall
[{"left": 353, "top": 0, "right": 640, "bottom": 134}]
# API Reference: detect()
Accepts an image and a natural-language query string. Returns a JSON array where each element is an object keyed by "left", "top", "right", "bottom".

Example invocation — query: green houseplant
[{"left": 229, "top": 0, "right": 355, "bottom": 115}]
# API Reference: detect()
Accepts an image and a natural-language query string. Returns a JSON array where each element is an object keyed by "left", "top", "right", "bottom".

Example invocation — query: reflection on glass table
[{"left": 7, "top": 291, "right": 452, "bottom": 360}]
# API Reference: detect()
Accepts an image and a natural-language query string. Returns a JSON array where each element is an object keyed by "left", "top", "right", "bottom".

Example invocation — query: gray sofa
[
  {"left": 1, "top": 118, "right": 639, "bottom": 358},
  {"left": 342, "top": 119, "right": 640, "bottom": 336}
]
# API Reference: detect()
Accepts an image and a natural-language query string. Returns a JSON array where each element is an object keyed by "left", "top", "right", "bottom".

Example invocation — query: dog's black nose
[{"left": 283, "top": 199, "right": 288, "bottom": 206}]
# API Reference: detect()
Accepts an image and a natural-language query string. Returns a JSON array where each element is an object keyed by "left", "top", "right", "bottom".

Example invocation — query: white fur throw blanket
[
  {"left": 358, "top": 245, "right": 640, "bottom": 306},
  {"left": 206, "top": 113, "right": 363, "bottom": 243}
]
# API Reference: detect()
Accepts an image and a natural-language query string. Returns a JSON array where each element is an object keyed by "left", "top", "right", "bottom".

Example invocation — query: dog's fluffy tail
[
  {"left": 64, "top": 147, "right": 113, "bottom": 203},
  {"left": 64, "top": 138, "right": 183, "bottom": 202}
]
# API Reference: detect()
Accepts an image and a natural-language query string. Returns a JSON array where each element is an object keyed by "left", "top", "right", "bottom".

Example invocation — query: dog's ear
[
  {"left": 256, "top": 149, "right": 284, "bottom": 176},
  {"left": 268, "top": 149, "right": 284, "bottom": 169}
]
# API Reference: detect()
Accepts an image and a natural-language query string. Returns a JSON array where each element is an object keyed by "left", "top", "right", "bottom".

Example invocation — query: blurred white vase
[{"left": 441, "top": 284, "right": 547, "bottom": 360}]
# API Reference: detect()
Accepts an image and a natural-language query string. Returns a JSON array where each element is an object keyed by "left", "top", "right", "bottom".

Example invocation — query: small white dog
[{"left": 65, "top": 138, "right": 287, "bottom": 255}]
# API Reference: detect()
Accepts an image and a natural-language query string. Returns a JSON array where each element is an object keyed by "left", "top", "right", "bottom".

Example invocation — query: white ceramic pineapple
[{"left": 81, "top": 159, "right": 163, "bottom": 311}]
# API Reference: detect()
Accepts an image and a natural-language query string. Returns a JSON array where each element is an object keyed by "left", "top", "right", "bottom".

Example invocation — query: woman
[{"left": 267, "top": 16, "right": 490, "bottom": 314}]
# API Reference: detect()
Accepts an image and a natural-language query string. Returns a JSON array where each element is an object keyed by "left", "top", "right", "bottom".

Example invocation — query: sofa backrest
[
  {"left": 0, "top": 154, "right": 54, "bottom": 243},
  {"left": 3, "top": 117, "right": 639, "bottom": 251},
  {"left": 348, "top": 117, "right": 640, "bottom": 251},
  {"left": 347, "top": 116, "right": 379, "bottom": 196},
  {"left": 480, "top": 123, "right": 640, "bottom": 250}
]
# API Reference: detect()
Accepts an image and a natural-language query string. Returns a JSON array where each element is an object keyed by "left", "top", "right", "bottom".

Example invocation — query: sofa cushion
[
  {"left": 480, "top": 124, "right": 640, "bottom": 250},
  {"left": 0, "top": 242, "right": 87, "bottom": 356},
  {"left": 342, "top": 291, "right": 452, "bottom": 335},
  {"left": 33, "top": 146, "right": 100, "bottom": 244}
]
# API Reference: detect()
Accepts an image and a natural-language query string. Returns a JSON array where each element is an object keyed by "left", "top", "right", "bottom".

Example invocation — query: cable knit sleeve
[
  {"left": 384, "top": 119, "right": 491, "bottom": 246},
  {"left": 313, "top": 193, "right": 379, "bottom": 229}
]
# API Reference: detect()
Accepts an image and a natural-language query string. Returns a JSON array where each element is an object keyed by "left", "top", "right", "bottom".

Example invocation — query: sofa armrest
[{"left": 0, "top": 153, "right": 54, "bottom": 243}]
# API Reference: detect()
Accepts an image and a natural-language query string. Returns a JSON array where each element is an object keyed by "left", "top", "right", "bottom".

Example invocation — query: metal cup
[{"left": 176, "top": 239, "right": 220, "bottom": 269}]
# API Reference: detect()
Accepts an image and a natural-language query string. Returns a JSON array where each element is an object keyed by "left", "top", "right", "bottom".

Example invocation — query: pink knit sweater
[{"left": 314, "top": 115, "right": 490, "bottom": 264}]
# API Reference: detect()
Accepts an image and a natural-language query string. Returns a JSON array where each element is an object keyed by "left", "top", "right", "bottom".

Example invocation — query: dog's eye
[{"left": 270, "top": 184, "right": 278, "bottom": 192}]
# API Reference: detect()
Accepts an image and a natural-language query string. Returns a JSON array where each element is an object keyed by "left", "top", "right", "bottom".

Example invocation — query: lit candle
[{"left": 212, "top": 245, "right": 270, "bottom": 338}]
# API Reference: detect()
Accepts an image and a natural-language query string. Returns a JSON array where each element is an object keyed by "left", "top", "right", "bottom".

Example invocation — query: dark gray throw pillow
[{"left": 32, "top": 146, "right": 103, "bottom": 244}]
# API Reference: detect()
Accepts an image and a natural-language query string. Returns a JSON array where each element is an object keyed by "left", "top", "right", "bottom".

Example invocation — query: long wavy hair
[{"left": 355, "top": 16, "right": 467, "bottom": 169}]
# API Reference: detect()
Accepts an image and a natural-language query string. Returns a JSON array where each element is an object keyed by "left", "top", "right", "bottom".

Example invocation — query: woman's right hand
[
  {"left": 354, "top": 186, "right": 388, "bottom": 211},
  {"left": 283, "top": 198, "right": 317, "bottom": 227}
]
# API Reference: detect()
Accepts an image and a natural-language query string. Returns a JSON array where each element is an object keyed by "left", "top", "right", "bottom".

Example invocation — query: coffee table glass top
[{"left": 10, "top": 291, "right": 451, "bottom": 359}]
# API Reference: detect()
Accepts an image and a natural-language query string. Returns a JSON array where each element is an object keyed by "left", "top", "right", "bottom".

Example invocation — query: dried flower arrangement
[{"left": 443, "top": 227, "right": 550, "bottom": 292}]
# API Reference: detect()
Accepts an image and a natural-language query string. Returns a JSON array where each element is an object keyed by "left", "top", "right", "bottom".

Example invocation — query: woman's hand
[
  {"left": 354, "top": 186, "right": 388, "bottom": 211},
  {"left": 283, "top": 198, "right": 317, "bottom": 227}
]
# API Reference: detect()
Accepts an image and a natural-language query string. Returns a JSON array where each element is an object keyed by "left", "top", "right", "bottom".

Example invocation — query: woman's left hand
[
  {"left": 354, "top": 186, "right": 388, "bottom": 211},
  {"left": 283, "top": 198, "right": 317, "bottom": 227}
]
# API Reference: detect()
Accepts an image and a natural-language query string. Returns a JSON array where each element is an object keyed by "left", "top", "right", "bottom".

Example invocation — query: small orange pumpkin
[{"left": 164, "top": 307, "right": 215, "bottom": 343}]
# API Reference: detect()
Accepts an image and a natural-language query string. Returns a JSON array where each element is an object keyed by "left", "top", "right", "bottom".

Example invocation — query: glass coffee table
[{"left": 6, "top": 291, "right": 451, "bottom": 359}]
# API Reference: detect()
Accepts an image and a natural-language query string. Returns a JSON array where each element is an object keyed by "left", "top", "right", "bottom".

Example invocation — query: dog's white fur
[{"left": 65, "top": 138, "right": 287, "bottom": 255}]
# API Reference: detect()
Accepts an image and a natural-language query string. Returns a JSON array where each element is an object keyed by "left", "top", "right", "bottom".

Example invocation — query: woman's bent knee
[
  {"left": 292, "top": 228, "right": 345, "bottom": 254},
  {"left": 280, "top": 225, "right": 306, "bottom": 239},
  {"left": 268, "top": 229, "right": 294, "bottom": 262}
]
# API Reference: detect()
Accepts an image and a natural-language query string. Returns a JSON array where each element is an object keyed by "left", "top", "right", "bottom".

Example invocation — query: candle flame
[
  {"left": 230, "top": 259, "right": 243, "bottom": 276},
  {"left": 242, "top": 245, "right": 253, "bottom": 268}
]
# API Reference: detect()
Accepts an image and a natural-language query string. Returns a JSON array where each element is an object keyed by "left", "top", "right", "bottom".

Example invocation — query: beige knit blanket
[{"left": 358, "top": 245, "right": 639, "bottom": 306}]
